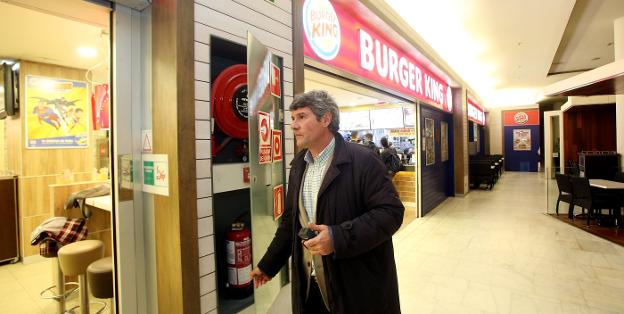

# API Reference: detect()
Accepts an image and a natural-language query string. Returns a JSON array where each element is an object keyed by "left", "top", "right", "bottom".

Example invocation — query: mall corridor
[{"left": 394, "top": 172, "right": 624, "bottom": 313}]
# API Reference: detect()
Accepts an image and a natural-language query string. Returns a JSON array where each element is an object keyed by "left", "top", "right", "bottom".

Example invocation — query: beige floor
[
  {"left": 394, "top": 171, "right": 624, "bottom": 313},
  {"left": 0, "top": 257, "right": 110, "bottom": 314},
  {"left": 3, "top": 172, "right": 624, "bottom": 313}
]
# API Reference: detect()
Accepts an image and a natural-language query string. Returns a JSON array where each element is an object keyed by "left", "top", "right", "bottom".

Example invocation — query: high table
[
  {"left": 589, "top": 179, "right": 624, "bottom": 189},
  {"left": 589, "top": 179, "right": 624, "bottom": 226}
]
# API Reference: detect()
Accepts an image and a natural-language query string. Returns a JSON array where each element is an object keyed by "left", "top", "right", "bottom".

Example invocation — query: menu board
[
  {"left": 403, "top": 107, "right": 416, "bottom": 127},
  {"left": 370, "top": 107, "right": 404, "bottom": 129},
  {"left": 340, "top": 110, "right": 370, "bottom": 130}
]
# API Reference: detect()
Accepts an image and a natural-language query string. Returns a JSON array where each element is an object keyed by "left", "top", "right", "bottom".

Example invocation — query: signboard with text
[
  {"left": 303, "top": 0, "right": 453, "bottom": 112},
  {"left": 258, "top": 111, "right": 272, "bottom": 164},
  {"left": 272, "top": 129, "right": 282, "bottom": 162},
  {"left": 503, "top": 109, "right": 540, "bottom": 126},
  {"left": 467, "top": 97, "right": 485, "bottom": 126},
  {"left": 273, "top": 184, "right": 284, "bottom": 220}
]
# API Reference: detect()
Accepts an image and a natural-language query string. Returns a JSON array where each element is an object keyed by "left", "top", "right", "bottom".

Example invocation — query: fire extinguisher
[{"left": 225, "top": 222, "right": 252, "bottom": 297}]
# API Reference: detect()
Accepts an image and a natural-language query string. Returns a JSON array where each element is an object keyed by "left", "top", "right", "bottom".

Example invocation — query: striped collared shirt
[{"left": 302, "top": 138, "right": 335, "bottom": 223}]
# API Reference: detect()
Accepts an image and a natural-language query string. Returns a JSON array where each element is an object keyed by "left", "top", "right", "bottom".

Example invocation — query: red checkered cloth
[
  {"left": 35, "top": 218, "right": 88, "bottom": 257},
  {"left": 55, "top": 218, "right": 88, "bottom": 245},
  {"left": 39, "top": 238, "right": 60, "bottom": 258}
]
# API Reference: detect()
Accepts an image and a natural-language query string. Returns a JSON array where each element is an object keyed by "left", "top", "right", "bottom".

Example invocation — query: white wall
[{"left": 193, "top": 1, "right": 294, "bottom": 313}]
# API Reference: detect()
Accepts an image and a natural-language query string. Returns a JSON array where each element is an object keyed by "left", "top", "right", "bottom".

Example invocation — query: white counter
[{"left": 85, "top": 195, "right": 112, "bottom": 212}]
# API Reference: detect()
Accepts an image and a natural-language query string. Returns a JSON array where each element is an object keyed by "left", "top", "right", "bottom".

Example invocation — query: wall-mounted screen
[
  {"left": 370, "top": 107, "right": 404, "bottom": 129},
  {"left": 340, "top": 110, "right": 370, "bottom": 130}
]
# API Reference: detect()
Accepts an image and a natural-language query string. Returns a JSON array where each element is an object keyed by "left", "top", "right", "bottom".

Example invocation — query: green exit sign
[{"left": 265, "top": 0, "right": 275, "bottom": 4}]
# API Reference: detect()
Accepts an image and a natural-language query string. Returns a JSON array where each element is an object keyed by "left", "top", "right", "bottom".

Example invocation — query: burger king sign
[{"left": 303, "top": 0, "right": 341, "bottom": 61}]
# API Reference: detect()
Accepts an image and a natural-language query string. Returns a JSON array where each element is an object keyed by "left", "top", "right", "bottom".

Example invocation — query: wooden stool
[
  {"left": 58, "top": 240, "right": 104, "bottom": 314},
  {"left": 87, "top": 256, "right": 113, "bottom": 314}
]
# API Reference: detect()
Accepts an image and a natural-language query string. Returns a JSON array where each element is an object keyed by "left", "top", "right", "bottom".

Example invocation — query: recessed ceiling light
[{"left": 77, "top": 47, "right": 97, "bottom": 58}]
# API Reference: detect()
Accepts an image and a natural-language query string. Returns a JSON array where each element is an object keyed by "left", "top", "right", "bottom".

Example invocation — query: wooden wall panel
[
  {"left": 5, "top": 115, "right": 22, "bottom": 174},
  {"left": 0, "top": 120, "right": 5, "bottom": 171},
  {"left": 154, "top": 1, "right": 201, "bottom": 313},
  {"left": 452, "top": 88, "right": 468, "bottom": 195},
  {"left": 563, "top": 104, "right": 617, "bottom": 164},
  {"left": 7, "top": 61, "right": 99, "bottom": 258}
]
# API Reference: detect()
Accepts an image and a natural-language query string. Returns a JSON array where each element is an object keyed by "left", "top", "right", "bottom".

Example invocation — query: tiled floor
[
  {"left": 0, "top": 257, "right": 110, "bottom": 314},
  {"left": 394, "top": 171, "right": 624, "bottom": 313},
  {"left": 3, "top": 172, "right": 624, "bottom": 313}
]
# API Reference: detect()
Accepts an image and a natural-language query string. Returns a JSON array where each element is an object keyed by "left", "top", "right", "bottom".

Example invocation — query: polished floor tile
[
  {"left": 2, "top": 172, "right": 624, "bottom": 313},
  {"left": 394, "top": 171, "right": 624, "bottom": 314},
  {"left": 0, "top": 258, "right": 110, "bottom": 314}
]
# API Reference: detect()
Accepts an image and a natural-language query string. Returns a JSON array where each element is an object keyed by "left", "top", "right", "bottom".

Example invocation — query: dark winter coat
[{"left": 257, "top": 133, "right": 404, "bottom": 313}]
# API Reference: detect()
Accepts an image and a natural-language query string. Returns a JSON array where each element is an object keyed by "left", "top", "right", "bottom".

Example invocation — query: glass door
[{"left": 247, "top": 32, "right": 288, "bottom": 313}]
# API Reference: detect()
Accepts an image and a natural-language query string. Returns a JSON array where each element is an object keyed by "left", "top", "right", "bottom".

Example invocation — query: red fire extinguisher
[{"left": 225, "top": 222, "right": 252, "bottom": 294}]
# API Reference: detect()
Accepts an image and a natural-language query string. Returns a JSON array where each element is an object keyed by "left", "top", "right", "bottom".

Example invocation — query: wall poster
[
  {"left": 424, "top": 117, "right": 435, "bottom": 165},
  {"left": 441, "top": 121, "right": 448, "bottom": 162},
  {"left": 25, "top": 75, "right": 89, "bottom": 149},
  {"left": 513, "top": 129, "right": 531, "bottom": 151}
]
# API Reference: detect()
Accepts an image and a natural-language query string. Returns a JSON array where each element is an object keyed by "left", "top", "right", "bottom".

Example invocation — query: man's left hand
[{"left": 303, "top": 223, "right": 334, "bottom": 256}]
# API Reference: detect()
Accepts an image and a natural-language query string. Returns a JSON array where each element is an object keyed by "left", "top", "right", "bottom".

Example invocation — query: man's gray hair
[{"left": 289, "top": 90, "right": 340, "bottom": 132}]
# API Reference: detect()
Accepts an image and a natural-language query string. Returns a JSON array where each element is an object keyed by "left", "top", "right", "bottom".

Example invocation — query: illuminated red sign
[
  {"left": 503, "top": 109, "right": 540, "bottom": 126},
  {"left": 303, "top": 0, "right": 453, "bottom": 112},
  {"left": 467, "top": 97, "right": 485, "bottom": 125}
]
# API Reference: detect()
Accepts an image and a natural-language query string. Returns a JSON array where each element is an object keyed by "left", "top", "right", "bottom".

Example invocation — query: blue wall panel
[{"left": 504, "top": 125, "right": 540, "bottom": 172}]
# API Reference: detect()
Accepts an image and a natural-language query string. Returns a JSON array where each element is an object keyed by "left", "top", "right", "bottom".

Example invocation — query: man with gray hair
[{"left": 251, "top": 90, "right": 404, "bottom": 313}]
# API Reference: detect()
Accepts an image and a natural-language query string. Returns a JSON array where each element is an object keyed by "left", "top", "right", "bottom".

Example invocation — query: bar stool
[
  {"left": 58, "top": 240, "right": 104, "bottom": 314},
  {"left": 39, "top": 251, "right": 79, "bottom": 314},
  {"left": 87, "top": 256, "right": 113, "bottom": 314}
]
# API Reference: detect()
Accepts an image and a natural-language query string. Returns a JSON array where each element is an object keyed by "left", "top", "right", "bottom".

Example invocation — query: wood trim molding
[
  {"left": 152, "top": 1, "right": 200, "bottom": 313},
  {"left": 453, "top": 88, "right": 467, "bottom": 195}
]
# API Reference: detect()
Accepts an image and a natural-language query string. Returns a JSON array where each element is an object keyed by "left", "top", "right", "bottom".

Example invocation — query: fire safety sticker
[
  {"left": 258, "top": 111, "right": 272, "bottom": 164},
  {"left": 272, "top": 129, "right": 282, "bottom": 162},
  {"left": 270, "top": 62, "right": 281, "bottom": 98},
  {"left": 273, "top": 184, "right": 284, "bottom": 220}
]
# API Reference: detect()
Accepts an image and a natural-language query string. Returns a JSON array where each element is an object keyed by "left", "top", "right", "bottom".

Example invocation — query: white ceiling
[
  {"left": 4, "top": 0, "right": 623, "bottom": 111},
  {"left": 0, "top": 0, "right": 109, "bottom": 76},
  {"left": 384, "top": 0, "right": 624, "bottom": 108}
]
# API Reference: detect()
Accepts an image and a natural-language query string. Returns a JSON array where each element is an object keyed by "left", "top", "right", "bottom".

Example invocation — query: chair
[
  {"left": 566, "top": 160, "right": 580, "bottom": 176},
  {"left": 554, "top": 174, "right": 573, "bottom": 216},
  {"left": 569, "top": 176, "right": 618, "bottom": 226},
  {"left": 87, "top": 256, "right": 113, "bottom": 314},
  {"left": 58, "top": 240, "right": 104, "bottom": 314}
]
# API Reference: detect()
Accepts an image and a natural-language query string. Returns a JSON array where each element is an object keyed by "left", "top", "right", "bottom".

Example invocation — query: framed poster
[
  {"left": 441, "top": 121, "right": 448, "bottom": 162},
  {"left": 513, "top": 129, "right": 531, "bottom": 151},
  {"left": 424, "top": 117, "right": 435, "bottom": 166},
  {"left": 25, "top": 75, "right": 89, "bottom": 148}
]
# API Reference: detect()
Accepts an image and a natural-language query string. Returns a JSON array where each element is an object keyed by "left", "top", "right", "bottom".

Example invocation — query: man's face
[{"left": 291, "top": 106, "right": 331, "bottom": 149}]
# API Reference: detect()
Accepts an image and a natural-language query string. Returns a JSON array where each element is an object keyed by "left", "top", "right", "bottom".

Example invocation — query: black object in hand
[{"left": 298, "top": 227, "right": 317, "bottom": 240}]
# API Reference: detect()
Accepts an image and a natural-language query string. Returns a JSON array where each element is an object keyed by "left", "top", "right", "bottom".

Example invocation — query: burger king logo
[
  {"left": 514, "top": 112, "right": 529, "bottom": 124},
  {"left": 446, "top": 86, "right": 453, "bottom": 112},
  {"left": 303, "top": 0, "right": 341, "bottom": 61}
]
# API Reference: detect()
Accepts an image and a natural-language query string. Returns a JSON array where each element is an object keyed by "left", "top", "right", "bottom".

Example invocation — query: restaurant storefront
[{"left": 300, "top": 0, "right": 458, "bottom": 217}]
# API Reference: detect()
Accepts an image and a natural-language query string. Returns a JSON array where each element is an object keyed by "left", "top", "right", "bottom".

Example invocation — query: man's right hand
[{"left": 250, "top": 267, "right": 272, "bottom": 288}]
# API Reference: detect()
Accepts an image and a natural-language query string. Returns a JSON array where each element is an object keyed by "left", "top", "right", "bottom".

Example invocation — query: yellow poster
[{"left": 25, "top": 75, "right": 89, "bottom": 148}]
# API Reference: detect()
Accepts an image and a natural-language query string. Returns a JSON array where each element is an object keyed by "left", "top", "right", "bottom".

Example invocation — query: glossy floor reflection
[{"left": 394, "top": 171, "right": 624, "bottom": 313}]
